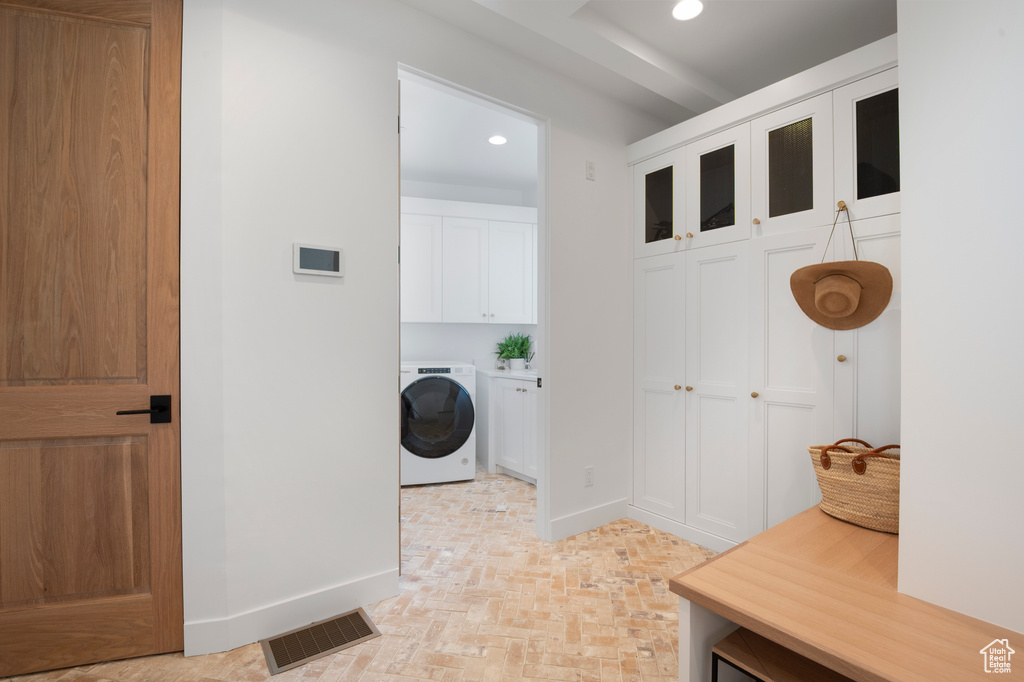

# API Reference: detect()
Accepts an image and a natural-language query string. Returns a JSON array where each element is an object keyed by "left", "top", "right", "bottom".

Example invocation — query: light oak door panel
[
  {"left": 749, "top": 226, "right": 835, "bottom": 530},
  {"left": 632, "top": 254, "right": 685, "bottom": 521},
  {"left": 684, "top": 244, "right": 750, "bottom": 542},
  {"left": 0, "top": 0, "right": 182, "bottom": 676}
]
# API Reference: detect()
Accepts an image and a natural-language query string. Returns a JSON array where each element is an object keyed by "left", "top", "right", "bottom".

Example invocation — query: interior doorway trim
[{"left": 396, "top": 64, "right": 552, "bottom": 541}]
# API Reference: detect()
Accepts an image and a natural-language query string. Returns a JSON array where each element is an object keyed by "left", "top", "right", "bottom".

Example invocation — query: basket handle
[
  {"left": 834, "top": 438, "right": 873, "bottom": 449},
  {"left": 851, "top": 444, "right": 900, "bottom": 475},
  {"left": 820, "top": 443, "right": 854, "bottom": 470}
]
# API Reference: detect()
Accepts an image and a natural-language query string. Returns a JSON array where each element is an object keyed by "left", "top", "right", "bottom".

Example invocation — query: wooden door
[
  {"left": 0, "top": 0, "right": 182, "bottom": 676},
  {"left": 631, "top": 252, "right": 686, "bottom": 522},
  {"left": 684, "top": 242, "right": 752, "bottom": 542}
]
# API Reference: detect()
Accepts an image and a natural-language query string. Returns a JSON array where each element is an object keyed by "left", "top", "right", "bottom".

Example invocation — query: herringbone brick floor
[{"left": 8, "top": 469, "right": 714, "bottom": 681}]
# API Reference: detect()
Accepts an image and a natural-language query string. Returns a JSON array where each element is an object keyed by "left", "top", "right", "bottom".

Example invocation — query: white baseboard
[
  {"left": 550, "top": 497, "right": 629, "bottom": 541},
  {"left": 184, "top": 568, "right": 399, "bottom": 656},
  {"left": 626, "top": 506, "right": 737, "bottom": 553}
]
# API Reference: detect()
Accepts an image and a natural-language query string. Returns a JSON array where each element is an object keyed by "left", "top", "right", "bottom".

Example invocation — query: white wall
[
  {"left": 182, "top": 0, "right": 668, "bottom": 655},
  {"left": 401, "top": 323, "right": 537, "bottom": 369},
  {"left": 898, "top": 1, "right": 1024, "bottom": 632}
]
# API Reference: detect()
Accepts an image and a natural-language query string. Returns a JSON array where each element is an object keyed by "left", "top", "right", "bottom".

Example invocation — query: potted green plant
[{"left": 495, "top": 332, "right": 531, "bottom": 370}]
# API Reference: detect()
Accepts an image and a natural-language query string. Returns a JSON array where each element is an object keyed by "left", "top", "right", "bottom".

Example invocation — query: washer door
[{"left": 401, "top": 376, "right": 475, "bottom": 459}]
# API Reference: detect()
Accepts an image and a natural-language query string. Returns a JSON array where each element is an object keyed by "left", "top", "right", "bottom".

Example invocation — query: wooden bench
[{"left": 670, "top": 507, "right": 1023, "bottom": 681}]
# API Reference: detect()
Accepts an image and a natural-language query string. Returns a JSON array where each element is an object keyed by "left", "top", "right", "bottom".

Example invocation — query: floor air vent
[{"left": 259, "top": 607, "right": 381, "bottom": 675}]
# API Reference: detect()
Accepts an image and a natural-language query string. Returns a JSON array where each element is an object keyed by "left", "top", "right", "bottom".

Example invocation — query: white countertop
[{"left": 476, "top": 367, "right": 538, "bottom": 380}]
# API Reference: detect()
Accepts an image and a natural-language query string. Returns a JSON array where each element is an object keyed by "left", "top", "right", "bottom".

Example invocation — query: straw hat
[{"left": 790, "top": 261, "right": 893, "bottom": 330}]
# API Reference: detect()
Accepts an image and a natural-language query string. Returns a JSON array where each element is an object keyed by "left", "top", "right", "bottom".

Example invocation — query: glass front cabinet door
[
  {"left": 833, "top": 67, "right": 900, "bottom": 221},
  {"left": 751, "top": 92, "right": 834, "bottom": 234},
  {"left": 684, "top": 122, "right": 751, "bottom": 249},
  {"left": 634, "top": 147, "right": 684, "bottom": 258}
]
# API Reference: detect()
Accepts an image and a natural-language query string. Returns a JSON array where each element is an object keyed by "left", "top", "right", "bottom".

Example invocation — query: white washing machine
[{"left": 400, "top": 362, "right": 476, "bottom": 486}]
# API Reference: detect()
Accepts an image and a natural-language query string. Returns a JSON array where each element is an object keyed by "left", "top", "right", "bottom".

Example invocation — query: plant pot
[{"left": 510, "top": 358, "right": 526, "bottom": 371}]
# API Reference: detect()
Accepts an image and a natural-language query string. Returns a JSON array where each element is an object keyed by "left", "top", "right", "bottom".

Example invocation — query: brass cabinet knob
[
  {"left": 685, "top": 386, "right": 693, "bottom": 392},
  {"left": 837, "top": 200, "right": 847, "bottom": 210},
  {"left": 837, "top": 355, "right": 847, "bottom": 363},
  {"left": 674, "top": 385, "right": 682, "bottom": 390},
  {"left": 751, "top": 391, "right": 760, "bottom": 398},
  {"left": 674, "top": 234, "right": 682, "bottom": 240},
  {"left": 686, "top": 232, "right": 694, "bottom": 238},
  {"left": 752, "top": 218, "right": 761, "bottom": 225}
]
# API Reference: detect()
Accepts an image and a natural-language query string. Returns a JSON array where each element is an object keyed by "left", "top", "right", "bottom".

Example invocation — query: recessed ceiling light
[
  {"left": 488, "top": 135, "right": 507, "bottom": 145},
  {"left": 672, "top": 0, "right": 703, "bottom": 20}
]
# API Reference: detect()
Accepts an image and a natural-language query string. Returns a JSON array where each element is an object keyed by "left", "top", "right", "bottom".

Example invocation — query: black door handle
[{"left": 116, "top": 395, "right": 172, "bottom": 424}]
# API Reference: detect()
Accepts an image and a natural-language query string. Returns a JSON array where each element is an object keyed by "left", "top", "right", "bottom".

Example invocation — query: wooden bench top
[{"left": 671, "top": 507, "right": 1023, "bottom": 682}]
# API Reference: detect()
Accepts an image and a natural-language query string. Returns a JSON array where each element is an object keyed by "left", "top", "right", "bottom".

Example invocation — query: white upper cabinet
[
  {"left": 442, "top": 217, "right": 490, "bottom": 323},
  {"left": 400, "top": 214, "right": 443, "bottom": 323},
  {"left": 751, "top": 92, "right": 835, "bottom": 234},
  {"left": 488, "top": 221, "right": 533, "bottom": 324},
  {"left": 399, "top": 198, "right": 537, "bottom": 324},
  {"left": 833, "top": 68, "right": 900, "bottom": 221},
  {"left": 684, "top": 123, "right": 751, "bottom": 249},
  {"left": 633, "top": 147, "right": 685, "bottom": 258}
]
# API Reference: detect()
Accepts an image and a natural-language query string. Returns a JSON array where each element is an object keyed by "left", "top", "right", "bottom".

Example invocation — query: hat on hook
[{"left": 790, "top": 261, "right": 893, "bottom": 330}]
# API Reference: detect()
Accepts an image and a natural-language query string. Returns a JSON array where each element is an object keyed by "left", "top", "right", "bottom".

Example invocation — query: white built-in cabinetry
[
  {"left": 475, "top": 370, "right": 538, "bottom": 484},
  {"left": 401, "top": 198, "right": 537, "bottom": 324},
  {"left": 630, "top": 46, "right": 901, "bottom": 551}
]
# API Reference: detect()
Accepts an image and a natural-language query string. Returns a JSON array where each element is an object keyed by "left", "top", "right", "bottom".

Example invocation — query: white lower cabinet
[
  {"left": 477, "top": 373, "right": 538, "bottom": 483},
  {"left": 631, "top": 222, "right": 899, "bottom": 548}
]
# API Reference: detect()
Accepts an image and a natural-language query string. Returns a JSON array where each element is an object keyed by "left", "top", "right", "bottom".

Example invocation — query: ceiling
[{"left": 398, "top": 0, "right": 896, "bottom": 196}]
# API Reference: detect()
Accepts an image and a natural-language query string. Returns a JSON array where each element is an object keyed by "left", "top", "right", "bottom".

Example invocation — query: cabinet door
[
  {"left": 833, "top": 214, "right": 901, "bottom": 445},
  {"left": 684, "top": 242, "right": 750, "bottom": 542},
  {"left": 634, "top": 147, "right": 686, "bottom": 258},
  {"left": 749, "top": 226, "right": 835, "bottom": 530},
  {"left": 683, "top": 123, "right": 751, "bottom": 249},
  {"left": 495, "top": 379, "right": 525, "bottom": 473},
  {"left": 531, "top": 224, "right": 538, "bottom": 325},
  {"left": 488, "top": 221, "right": 533, "bottom": 324},
  {"left": 400, "top": 214, "right": 443, "bottom": 323},
  {"left": 751, "top": 92, "right": 834, "bottom": 234},
  {"left": 632, "top": 253, "right": 686, "bottom": 521},
  {"left": 834, "top": 68, "right": 900, "bottom": 221},
  {"left": 442, "top": 217, "right": 489, "bottom": 323},
  {"left": 523, "top": 383, "right": 538, "bottom": 479}
]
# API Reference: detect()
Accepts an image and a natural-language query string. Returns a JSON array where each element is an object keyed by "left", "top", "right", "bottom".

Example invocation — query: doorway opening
[{"left": 397, "top": 67, "right": 550, "bottom": 552}]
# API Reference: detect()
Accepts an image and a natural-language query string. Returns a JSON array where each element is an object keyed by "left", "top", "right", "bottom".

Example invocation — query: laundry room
[{"left": 398, "top": 73, "right": 542, "bottom": 488}]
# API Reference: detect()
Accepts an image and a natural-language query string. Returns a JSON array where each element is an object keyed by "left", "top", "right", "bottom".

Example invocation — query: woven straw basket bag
[{"left": 808, "top": 438, "right": 901, "bottom": 534}]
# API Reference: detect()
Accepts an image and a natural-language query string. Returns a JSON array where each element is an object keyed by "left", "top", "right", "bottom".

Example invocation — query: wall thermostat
[{"left": 293, "top": 243, "right": 343, "bottom": 277}]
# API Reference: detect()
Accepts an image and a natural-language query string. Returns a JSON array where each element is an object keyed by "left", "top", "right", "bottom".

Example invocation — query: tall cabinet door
[
  {"left": 751, "top": 93, "right": 834, "bottom": 234},
  {"left": 833, "top": 214, "right": 902, "bottom": 445},
  {"left": 442, "top": 217, "right": 489, "bottom": 323},
  {"left": 683, "top": 123, "right": 751, "bottom": 249},
  {"left": 684, "top": 243, "right": 751, "bottom": 542},
  {"left": 400, "top": 214, "right": 443, "bottom": 322},
  {"left": 634, "top": 148, "right": 685, "bottom": 258},
  {"left": 749, "top": 226, "right": 836, "bottom": 530},
  {"left": 633, "top": 253, "right": 686, "bottom": 521},
  {"left": 488, "top": 221, "right": 533, "bottom": 324}
]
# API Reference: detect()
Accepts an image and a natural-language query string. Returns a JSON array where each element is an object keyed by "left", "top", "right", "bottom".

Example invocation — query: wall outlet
[
  {"left": 584, "top": 466, "right": 594, "bottom": 487},
  {"left": 586, "top": 160, "right": 595, "bottom": 181}
]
